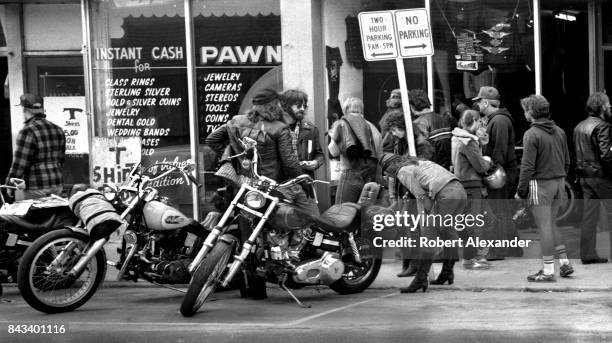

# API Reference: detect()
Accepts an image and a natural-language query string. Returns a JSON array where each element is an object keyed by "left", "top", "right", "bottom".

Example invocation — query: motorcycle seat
[
  {"left": 313, "top": 203, "right": 361, "bottom": 234},
  {"left": 0, "top": 213, "right": 73, "bottom": 231}
]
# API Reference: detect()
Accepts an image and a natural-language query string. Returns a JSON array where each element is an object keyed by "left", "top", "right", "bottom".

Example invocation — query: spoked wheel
[
  {"left": 330, "top": 236, "right": 382, "bottom": 294},
  {"left": 17, "top": 229, "right": 106, "bottom": 313},
  {"left": 180, "top": 238, "right": 234, "bottom": 317}
]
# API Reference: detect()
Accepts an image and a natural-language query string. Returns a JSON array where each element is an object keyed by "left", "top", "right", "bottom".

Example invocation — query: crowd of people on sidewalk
[{"left": 204, "top": 84, "right": 612, "bottom": 293}]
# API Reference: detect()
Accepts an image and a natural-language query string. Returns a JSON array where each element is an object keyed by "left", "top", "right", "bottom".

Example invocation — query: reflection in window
[{"left": 431, "top": 0, "right": 535, "bottom": 133}]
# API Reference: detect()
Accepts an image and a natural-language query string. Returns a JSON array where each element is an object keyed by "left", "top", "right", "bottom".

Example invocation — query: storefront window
[
  {"left": 431, "top": 0, "right": 535, "bottom": 135},
  {"left": 192, "top": 0, "right": 281, "bottom": 217},
  {"left": 25, "top": 56, "right": 88, "bottom": 186},
  {"left": 88, "top": 0, "right": 193, "bottom": 214}
]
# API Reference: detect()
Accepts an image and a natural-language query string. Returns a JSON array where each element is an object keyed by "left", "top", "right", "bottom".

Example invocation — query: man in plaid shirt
[{"left": 6, "top": 93, "right": 66, "bottom": 199}]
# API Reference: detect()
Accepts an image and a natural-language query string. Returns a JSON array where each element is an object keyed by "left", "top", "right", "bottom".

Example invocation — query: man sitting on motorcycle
[{"left": 206, "top": 88, "right": 316, "bottom": 213}]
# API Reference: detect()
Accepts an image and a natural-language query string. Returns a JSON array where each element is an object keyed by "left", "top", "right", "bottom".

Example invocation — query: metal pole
[
  {"left": 184, "top": 0, "right": 201, "bottom": 220},
  {"left": 395, "top": 58, "right": 416, "bottom": 157},
  {"left": 81, "top": 0, "right": 95, "bottom": 188},
  {"left": 425, "top": 0, "right": 434, "bottom": 111},
  {"left": 533, "top": 0, "right": 542, "bottom": 95}
]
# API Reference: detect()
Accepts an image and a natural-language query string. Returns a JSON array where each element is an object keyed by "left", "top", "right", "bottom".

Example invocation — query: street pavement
[
  {"left": 1, "top": 228, "right": 611, "bottom": 342},
  {"left": 1, "top": 283, "right": 611, "bottom": 343}
]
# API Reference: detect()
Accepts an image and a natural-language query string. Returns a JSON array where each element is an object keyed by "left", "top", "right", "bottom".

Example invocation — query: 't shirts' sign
[{"left": 357, "top": 8, "right": 434, "bottom": 61}]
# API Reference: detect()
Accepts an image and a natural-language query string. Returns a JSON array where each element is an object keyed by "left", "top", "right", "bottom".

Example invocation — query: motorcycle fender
[{"left": 65, "top": 226, "right": 89, "bottom": 236}]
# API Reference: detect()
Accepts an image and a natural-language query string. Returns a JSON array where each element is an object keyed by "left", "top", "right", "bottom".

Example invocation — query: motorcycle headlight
[{"left": 244, "top": 191, "right": 265, "bottom": 209}]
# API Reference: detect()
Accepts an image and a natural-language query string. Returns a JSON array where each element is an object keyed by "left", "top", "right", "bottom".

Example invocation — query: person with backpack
[{"left": 328, "top": 96, "right": 382, "bottom": 203}]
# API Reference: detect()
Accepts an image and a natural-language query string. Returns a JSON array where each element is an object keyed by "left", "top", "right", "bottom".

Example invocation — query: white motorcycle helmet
[{"left": 483, "top": 157, "right": 507, "bottom": 189}]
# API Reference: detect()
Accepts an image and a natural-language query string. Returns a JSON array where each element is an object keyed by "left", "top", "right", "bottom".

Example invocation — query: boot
[
  {"left": 397, "top": 259, "right": 417, "bottom": 277},
  {"left": 400, "top": 259, "right": 432, "bottom": 293},
  {"left": 430, "top": 260, "right": 455, "bottom": 285}
]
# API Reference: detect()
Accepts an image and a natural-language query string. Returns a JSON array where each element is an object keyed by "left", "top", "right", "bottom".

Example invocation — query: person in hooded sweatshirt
[
  {"left": 473, "top": 86, "right": 521, "bottom": 259},
  {"left": 451, "top": 110, "right": 496, "bottom": 269},
  {"left": 515, "top": 95, "right": 573, "bottom": 282}
]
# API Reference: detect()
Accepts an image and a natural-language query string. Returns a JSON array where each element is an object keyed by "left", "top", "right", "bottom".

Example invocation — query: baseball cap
[
  {"left": 472, "top": 86, "right": 500, "bottom": 101},
  {"left": 17, "top": 93, "right": 44, "bottom": 113}
]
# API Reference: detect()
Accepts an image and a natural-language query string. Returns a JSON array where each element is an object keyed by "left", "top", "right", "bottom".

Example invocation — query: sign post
[{"left": 358, "top": 8, "right": 434, "bottom": 158}]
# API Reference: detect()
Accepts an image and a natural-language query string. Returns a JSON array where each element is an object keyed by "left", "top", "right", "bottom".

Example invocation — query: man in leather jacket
[
  {"left": 206, "top": 88, "right": 303, "bottom": 183},
  {"left": 280, "top": 89, "right": 325, "bottom": 179},
  {"left": 573, "top": 92, "right": 612, "bottom": 264}
]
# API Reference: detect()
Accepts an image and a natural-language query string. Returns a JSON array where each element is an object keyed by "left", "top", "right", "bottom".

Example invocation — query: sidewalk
[
  {"left": 370, "top": 259, "right": 612, "bottom": 292},
  {"left": 95, "top": 229, "right": 612, "bottom": 292}
]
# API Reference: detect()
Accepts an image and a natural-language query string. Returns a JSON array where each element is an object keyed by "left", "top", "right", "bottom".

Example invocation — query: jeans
[
  {"left": 18, "top": 186, "right": 64, "bottom": 200},
  {"left": 420, "top": 180, "right": 467, "bottom": 260},
  {"left": 335, "top": 167, "right": 376, "bottom": 204}
]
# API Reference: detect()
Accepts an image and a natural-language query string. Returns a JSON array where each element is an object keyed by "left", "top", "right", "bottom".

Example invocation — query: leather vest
[{"left": 574, "top": 116, "right": 605, "bottom": 178}]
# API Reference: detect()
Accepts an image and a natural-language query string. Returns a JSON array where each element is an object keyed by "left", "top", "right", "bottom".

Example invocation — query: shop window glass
[
  {"left": 88, "top": 0, "right": 193, "bottom": 214},
  {"left": 192, "top": 0, "right": 281, "bottom": 218},
  {"left": 603, "top": 1, "right": 612, "bottom": 45},
  {"left": 431, "top": 0, "right": 535, "bottom": 136},
  {"left": 25, "top": 56, "right": 88, "bottom": 186}
]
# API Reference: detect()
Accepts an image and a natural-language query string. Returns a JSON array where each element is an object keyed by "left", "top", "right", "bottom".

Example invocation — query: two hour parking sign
[{"left": 358, "top": 8, "right": 434, "bottom": 61}]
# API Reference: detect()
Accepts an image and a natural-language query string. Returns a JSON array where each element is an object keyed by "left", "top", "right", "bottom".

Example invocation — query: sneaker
[
  {"left": 472, "top": 260, "right": 490, "bottom": 270},
  {"left": 560, "top": 264, "right": 574, "bottom": 278},
  {"left": 527, "top": 270, "right": 555, "bottom": 282},
  {"left": 463, "top": 258, "right": 490, "bottom": 270}
]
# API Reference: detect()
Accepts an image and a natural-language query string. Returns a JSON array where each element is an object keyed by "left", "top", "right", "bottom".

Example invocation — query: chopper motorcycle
[
  {"left": 180, "top": 137, "right": 382, "bottom": 316},
  {"left": 0, "top": 180, "right": 78, "bottom": 297},
  {"left": 16, "top": 160, "right": 208, "bottom": 313}
]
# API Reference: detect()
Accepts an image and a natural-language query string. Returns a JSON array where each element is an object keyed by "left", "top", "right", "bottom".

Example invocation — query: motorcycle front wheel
[
  {"left": 180, "top": 238, "right": 234, "bottom": 317},
  {"left": 17, "top": 229, "right": 106, "bottom": 313}
]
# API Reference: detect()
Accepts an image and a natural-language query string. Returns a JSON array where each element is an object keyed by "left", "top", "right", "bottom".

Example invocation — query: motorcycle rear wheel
[
  {"left": 180, "top": 239, "right": 233, "bottom": 317},
  {"left": 330, "top": 236, "right": 382, "bottom": 294},
  {"left": 17, "top": 229, "right": 106, "bottom": 313}
]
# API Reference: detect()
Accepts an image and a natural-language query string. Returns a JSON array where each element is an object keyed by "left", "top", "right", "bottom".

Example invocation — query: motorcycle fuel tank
[{"left": 143, "top": 201, "right": 191, "bottom": 231}]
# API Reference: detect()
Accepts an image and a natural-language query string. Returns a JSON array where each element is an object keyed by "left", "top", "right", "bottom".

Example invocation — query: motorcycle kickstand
[
  {"left": 149, "top": 281, "right": 187, "bottom": 294},
  {"left": 279, "top": 283, "right": 311, "bottom": 309}
]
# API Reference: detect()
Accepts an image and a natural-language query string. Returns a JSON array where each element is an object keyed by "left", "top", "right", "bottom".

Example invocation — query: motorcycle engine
[
  {"left": 151, "top": 259, "right": 191, "bottom": 283},
  {"left": 292, "top": 252, "right": 344, "bottom": 285}
]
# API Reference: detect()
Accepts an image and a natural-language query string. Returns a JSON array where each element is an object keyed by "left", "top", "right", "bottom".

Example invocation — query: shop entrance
[{"left": 540, "top": 2, "right": 589, "bottom": 156}]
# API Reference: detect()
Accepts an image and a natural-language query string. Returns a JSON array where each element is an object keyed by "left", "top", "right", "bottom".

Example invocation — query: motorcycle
[
  {"left": 180, "top": 137, "right": 382, "bottom": 316},
  {"left": 0, "top": 180, "right": 78, "bottom": 297},
  {"left": 16, "top": 160, "right": 208, "bottom": 313}
]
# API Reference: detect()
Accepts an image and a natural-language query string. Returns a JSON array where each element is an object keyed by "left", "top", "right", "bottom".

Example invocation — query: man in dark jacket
[
  {"left": 280, "top": 89, "right": 325, "bottom": 179},
  {"left": 409, "top": 89, "right": 452, "bottom": 170},
  {"left": 474, "top": 86, "right": 521, "bottom": 259},
  {"left": 516, "top": 95, "right": 573, "bottom": 282},
  {"left": 573, "top": 92, "right": 612, "bottom": 264}
]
